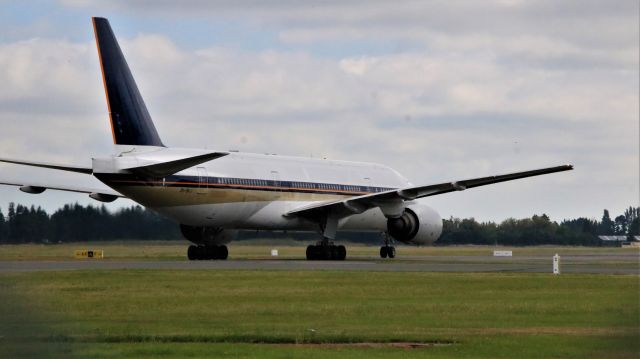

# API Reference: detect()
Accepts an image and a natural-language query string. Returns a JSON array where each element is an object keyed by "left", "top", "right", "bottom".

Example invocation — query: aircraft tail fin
[{"left": 92, "top": 17, "right": 164, "bottom": 147}]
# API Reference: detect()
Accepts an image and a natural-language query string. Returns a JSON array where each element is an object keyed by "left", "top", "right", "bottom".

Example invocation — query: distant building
[{"left": 598, "top": 236, "right": 640, "bottom": 247}]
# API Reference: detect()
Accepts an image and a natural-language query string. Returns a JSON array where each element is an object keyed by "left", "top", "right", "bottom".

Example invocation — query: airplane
[{"left": 0, "top": 17, "right": 573, "bottom": 261}]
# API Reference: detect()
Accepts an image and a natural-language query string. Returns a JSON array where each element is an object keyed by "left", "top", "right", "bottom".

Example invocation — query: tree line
[
  {"left": 0, "top": 202, "right": 637, "bottom": 245},
  {"left": 438, "top": 207, "right": 639, "bottom": 246},
  {"left": 0, "top": 203, "right": 179, "bottom": 243}
]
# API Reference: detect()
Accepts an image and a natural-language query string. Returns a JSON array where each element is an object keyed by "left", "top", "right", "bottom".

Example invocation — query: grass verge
[{"left": 0, "top": 270, "right": 638, "bottom": 358}]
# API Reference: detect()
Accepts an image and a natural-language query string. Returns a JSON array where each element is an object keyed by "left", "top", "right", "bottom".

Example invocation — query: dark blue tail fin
[{"left": 92, "top": 17, "right": 164, "bottom": 147}]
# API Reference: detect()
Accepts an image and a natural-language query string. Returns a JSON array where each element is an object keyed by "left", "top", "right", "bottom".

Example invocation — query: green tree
[
  {"left": 0, "top": 208, "right": 6, "bottom": 243},
  {"left": 624, "top": 206, "right": 639, "bottom": 224},
  {"left": 623, "top": 207, "right": 639, "bottom": 239},
  {"left": 628, "top": 217, "right": 640, "bottom": 238},
  {"left": 613, "top": 215, "right": 627, "bottom": 235},
  {"left": 439, "top": 217, "right": 497, "bottom": 245},
  {"left": 7, "top": 202, "right": 15, "bottom": 242},
  {"left": 599, "top": 209, "right": 614, "bottom": 235},
  {"left": 528, "top": 214, "right": 557, "bottom": 243}
]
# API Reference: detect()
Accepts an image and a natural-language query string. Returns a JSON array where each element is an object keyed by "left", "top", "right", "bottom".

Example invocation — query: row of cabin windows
[
  {"left": 290, "top": 182, "right": 368, "bottom": 192},
  {"left": 211, "top": 177, "right": 387, "bottom": 193},
  {"left": 216, "top": 177, "right": 268, "bottom": 187}
]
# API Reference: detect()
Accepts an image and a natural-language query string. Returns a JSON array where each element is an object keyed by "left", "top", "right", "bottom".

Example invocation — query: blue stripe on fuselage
[{"left": 94, "top": 173, "right": 395, "bottom": 196}]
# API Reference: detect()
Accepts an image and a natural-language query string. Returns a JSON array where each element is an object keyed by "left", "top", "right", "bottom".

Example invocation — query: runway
[{"left": 0, "top": 252, "right": 637, "bottom": 274}]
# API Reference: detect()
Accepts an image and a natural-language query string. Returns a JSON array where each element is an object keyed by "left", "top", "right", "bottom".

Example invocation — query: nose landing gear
[
  {"left": 379, "top": 245, "right": 396, "bottom": 258},
  {"left": 187, "top": 245, "right": 229, "bottom": 260},
  {"left": 380, "top": 233, "right": 396, "bottom": 259}
]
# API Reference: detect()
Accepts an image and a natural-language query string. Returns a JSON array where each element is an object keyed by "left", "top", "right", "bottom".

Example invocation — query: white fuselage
[{"left": 92, "top": 147, "right": 433, "bottom": 235}]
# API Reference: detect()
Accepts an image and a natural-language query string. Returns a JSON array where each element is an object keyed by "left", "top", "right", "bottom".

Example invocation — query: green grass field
[{"left": 1, "top": 267, "right": 638, "bottom": 358}]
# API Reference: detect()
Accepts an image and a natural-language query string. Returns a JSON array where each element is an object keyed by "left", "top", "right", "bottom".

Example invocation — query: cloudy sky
[{"left": 0, "top": 0, "right": 638, "bottom": 222}]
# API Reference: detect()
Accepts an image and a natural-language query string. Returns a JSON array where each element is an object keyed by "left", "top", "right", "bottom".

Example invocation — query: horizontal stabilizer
[
  {"left": 121, "top": 152, "right": 228, "bottom": 177},
  {"left": 0, "top": 179, "right": 125, "bottom": 203},
  {"left": 0, "top": 157, "right": 93, "bottom": 174}
]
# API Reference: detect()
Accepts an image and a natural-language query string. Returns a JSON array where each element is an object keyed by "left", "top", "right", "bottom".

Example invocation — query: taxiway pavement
[{"left": 0, "top": 253, "right": 637, "bottom": 274}]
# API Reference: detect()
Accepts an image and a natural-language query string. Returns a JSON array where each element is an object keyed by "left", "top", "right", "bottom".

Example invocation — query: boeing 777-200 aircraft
[{"left": 0, "top": 18, "right": 572, "bottom": 260}]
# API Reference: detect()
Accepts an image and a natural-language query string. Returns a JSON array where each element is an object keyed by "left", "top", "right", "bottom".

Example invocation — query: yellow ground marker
[{"left": 74, "top": 250, "right": 104, "bottom": 259}]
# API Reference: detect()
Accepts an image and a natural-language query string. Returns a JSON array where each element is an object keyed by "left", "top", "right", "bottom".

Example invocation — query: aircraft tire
[
  {"left": 380, "top": 246, "right": 388, "bottom": 258},
  {"left": 306, "top": 245, "right": 316, "bottom": 260},
  {"left": 202, "top": 246, "right": 214, "bottom": 260},
  {"left": 330, "top": 246, "right": 339, "bottom": 260},
  {"left": 387, "top": 246, "right": 396, "bottom": 259},
  {"left": 319, "top": 246, "right": 332, "bottom": 260},
  {"left": 306, "top": 244, "right": 346, "bottom": 260},
  {"left": 187, "top": 245, "right": 198, "bottom": 260},
  {"left": 197, "top": 246, "right": 207, "bottom": 260},
  {"left": 217, "top": 245, "right": 229, "bottom": 260},
  {"left": 337, "top": 245, "right": 347, "bottom": 260}
]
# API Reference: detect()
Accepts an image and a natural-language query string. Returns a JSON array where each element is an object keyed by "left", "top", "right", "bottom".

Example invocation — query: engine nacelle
[
  {"left": 386, "top": 204, "right": 442, "bottom": 245},
  {"left": 180, "top": 224, "right": 237, "bottom": 246}
]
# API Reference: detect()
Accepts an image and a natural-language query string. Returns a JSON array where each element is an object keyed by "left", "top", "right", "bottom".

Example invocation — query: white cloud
[{"left": 0, "top": 1, "right": 637, "bottom": 220}]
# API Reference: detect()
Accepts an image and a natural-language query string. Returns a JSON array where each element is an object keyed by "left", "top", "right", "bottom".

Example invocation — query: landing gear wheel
[
  {"left": 306, "top": 243, "right": 347, "bottom": 261},
  {"left": 387, "top": 246, "right": 396, "bottom": 258},
  {"left": 306, "top": 245, "right": 315, "bottom": 260},
  {"left": 380, "top": 232, "right": 396, "bottom": 259},
  {"left": 187, "top": 245, "right": 198, "bottom": 260},
  {"left": 319, "top": 246, "right": 331, "bottom": 260},
  {"left": 204, "top": 246, "right": 216, "bottom": 260},
  {"left": 337, "top": 245, "right": 347, "bottom": 260},
  {"left": 187, "top": 245, "right": 229, "bottom": 260},
  {"left": 380, "top": 246, "right": 396, "bottom": 259},
  {"left": 216, "top": 245, "right": 229, "bottom": 260}
]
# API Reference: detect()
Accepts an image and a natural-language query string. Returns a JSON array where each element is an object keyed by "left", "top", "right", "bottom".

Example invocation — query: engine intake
[
  {"left": 387, "top": 208, "right": 420, "bottom": 242},
  {"left": 386, "top": 204, "right": 443, "bottom": 245}
]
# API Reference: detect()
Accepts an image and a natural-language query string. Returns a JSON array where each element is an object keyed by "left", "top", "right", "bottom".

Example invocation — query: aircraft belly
[
  {"left": 339, "top": 207, "right": 388, "bottom": 232},
  {"left": 108, "top": 184, "right": 386, "bottom": 231},
  {"left": 110, "top": 185, "right": 347, "bottom": 207},
  {"left": 151, "top": 202, "right": 314, "bottom": 230},
  {"left": 110, "top": 184, "right": 322, "bottom": 229}
]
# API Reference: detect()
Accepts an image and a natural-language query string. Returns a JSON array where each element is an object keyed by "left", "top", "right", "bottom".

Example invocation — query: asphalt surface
[{"left": 0, "top": 253, "right": 638, "bottom": 274}]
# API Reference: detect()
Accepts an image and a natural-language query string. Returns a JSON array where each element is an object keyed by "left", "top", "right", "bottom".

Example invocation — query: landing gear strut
[
  {"left": 306, "top": 239, "right": 346, "bottom": 260},
  {"left": 380, "top": 234, "right": 396, "bottom": 259},
  {"left": 187, "top": 245, "right": 229, "bottom": 260}
]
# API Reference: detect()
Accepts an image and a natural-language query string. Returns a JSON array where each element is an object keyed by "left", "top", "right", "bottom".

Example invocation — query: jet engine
[
  {"left": 386, "top": 204, "right": 442, "bottom": 245},
  {"left": 180, "top": 224, "right": 237, "bottom": 246}
]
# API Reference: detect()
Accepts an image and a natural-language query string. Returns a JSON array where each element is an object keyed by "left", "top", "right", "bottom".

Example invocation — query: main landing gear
[
  {"left": 187, "top": 245, "right": 228, "bottom": 260},
  {"left": 306, "top": 240, "right": 347, "bottom": 261},
  {"left": 380, "top": 234, "right": 396, "bottom": 259}
]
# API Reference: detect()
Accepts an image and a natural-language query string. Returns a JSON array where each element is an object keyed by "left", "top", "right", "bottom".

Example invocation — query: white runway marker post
[
  {"left": 553, "top": 253, "right": 560, "bottom": 275},
  {"left": 493, "top": 250, "right": 513, "bottom": 257},
  {"left": 271, "top": 249, "right": 279, "bottom": 257}
]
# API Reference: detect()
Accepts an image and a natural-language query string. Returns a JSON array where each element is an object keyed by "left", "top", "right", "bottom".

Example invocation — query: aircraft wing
[
  {"left": 0, "top": 157, "right": 93, "bottom": 174},
  {"left": 287, "top": 164, "right": 573, "bottom": 219},
  {"left": 0, "top": 179, "right": 125, "bottom": 203}
]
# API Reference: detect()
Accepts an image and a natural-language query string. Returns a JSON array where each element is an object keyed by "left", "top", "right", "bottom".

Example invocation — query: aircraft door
[
  {"left": 271, "top": 170, "right": 281, "bottom": 199},
  {"left": 270, "top": 171, "right": 281, "bottom": 188},
  {"left": 363, "top": 177, "right": 372, "bottom": 193},
  {"left": 197, "top": 167, "right": 208, "bottom": 195}
]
